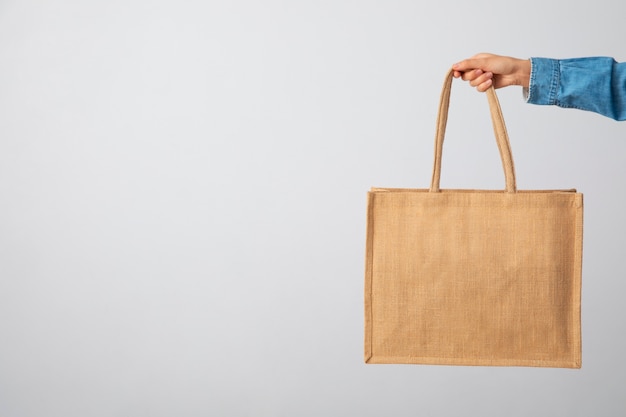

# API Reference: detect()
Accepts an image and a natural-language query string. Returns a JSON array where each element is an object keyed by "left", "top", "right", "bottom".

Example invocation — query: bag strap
[{"left": 429, "top": 68, "right": 517, "bottom": 193}]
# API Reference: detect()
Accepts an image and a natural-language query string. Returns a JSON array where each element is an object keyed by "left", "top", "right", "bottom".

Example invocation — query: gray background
[{"left": 1, "top": 1, "right": 624, "bottom": 416}]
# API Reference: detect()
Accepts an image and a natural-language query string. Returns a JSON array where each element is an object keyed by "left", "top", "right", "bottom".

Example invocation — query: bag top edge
[{"left": 370, "top": 187, "right": 579, "bottom": 194}]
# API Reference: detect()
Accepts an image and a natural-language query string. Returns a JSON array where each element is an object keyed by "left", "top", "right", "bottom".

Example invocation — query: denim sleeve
[{"left": 524, "top": 57, "right": 626, "bottom": 121}]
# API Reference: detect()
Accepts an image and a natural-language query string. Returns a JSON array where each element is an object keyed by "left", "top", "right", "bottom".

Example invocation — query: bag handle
[{"left": 429, "top": 69, "right": 517, "bottom": 193}]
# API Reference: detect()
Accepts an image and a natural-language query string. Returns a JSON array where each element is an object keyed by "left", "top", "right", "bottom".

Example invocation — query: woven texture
[{"left": 364, "top": 70, "right": 583, "bottom": 368}]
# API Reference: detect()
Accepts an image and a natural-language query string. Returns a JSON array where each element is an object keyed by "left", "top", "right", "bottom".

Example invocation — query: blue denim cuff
[{"left": 526, "top": 57, "right": 559, "bottom": 105}]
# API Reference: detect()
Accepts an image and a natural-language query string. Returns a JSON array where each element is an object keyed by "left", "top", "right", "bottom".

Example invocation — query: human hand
[{"left": 452, "top": 53, "right": 531, "bottom": 92}]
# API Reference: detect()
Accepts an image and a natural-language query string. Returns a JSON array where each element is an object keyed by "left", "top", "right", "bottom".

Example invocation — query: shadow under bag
[{"left": 364, "top": 69, "right": 583, "bottom": 368}]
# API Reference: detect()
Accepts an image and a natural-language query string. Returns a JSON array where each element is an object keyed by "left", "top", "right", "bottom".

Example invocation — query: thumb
[{"left": 453, "top": 58, "right": 488, "bottom": 72}]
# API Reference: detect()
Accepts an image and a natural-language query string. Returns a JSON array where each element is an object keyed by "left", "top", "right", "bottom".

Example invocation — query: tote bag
[{"left": 364, "top": 69, "right": 583, "bottom": 368}]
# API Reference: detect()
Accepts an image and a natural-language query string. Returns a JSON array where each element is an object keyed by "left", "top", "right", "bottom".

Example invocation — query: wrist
[{"left": 516, "top": 59, "right": 531, "bottom": 88}]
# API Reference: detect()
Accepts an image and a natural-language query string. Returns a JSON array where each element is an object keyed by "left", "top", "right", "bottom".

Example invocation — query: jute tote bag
[{"left": 364, "top": 69, "right": 583, "bottom": 368}]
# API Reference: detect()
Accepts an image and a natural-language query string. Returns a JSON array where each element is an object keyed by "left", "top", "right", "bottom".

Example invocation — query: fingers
[
  {"left": 474, "top": 77, "right": 492, "bottom": 92},
  {"left": 451, "top": 60, "right": 495, "bottom": 92},
  {"left": 453, "top": 68, "right": 493, "bottom": 91},
  {"left": 452, "top": 58, "right": 487, "bottom": 73},
  {"left": 469, "top": 71, "right": 493, "bottom": 92},
  {"left": 469, "top": 70, "right": 493, "bottom": 88}
]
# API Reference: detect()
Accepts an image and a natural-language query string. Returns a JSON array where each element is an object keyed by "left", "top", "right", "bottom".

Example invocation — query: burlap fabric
[{"left": 364, "top": 70, "right": 583, "bottom": 368}]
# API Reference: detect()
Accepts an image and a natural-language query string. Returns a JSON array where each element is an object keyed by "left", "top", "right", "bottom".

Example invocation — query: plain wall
[{"left": 1, "top": 1, "right": 625, "bottom": 416}]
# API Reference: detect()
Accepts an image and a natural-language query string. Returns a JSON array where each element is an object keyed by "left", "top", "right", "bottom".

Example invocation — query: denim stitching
[{"left": 549, "top": 59, "right": 560, "bottom": 105}]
